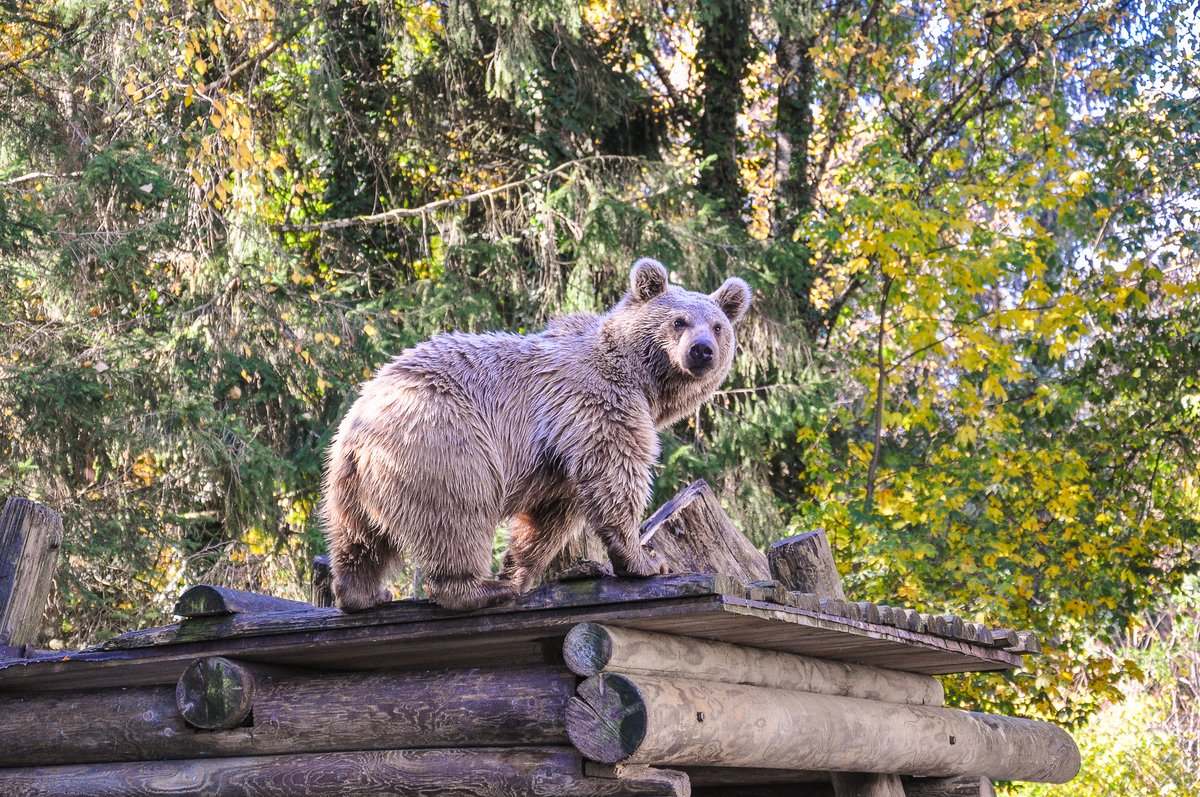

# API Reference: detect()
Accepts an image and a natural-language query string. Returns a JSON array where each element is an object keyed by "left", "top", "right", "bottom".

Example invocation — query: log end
[
  {"left": 174, "top": 585, "right": 228, "bottom": 618},
  {"left": 563, "top": 622, "right": 614, "bottom": 677},
  {"left": 566, "top": 674, "right": 648, "bottom": 765},
  {"left": 176, "top": 656, "right": 256, "bottom": 730}
]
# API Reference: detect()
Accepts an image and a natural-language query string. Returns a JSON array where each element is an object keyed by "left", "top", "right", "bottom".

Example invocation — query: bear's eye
[
  {"left": 713, "top": 323, "right": 723, "bottom": 335},
  {"left": 673, "top": 317, "right": 688, "bottom": 330}
]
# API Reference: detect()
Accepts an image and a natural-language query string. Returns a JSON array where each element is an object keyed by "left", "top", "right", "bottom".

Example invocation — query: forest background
[{"left": 1, "top": 0, "right": 1197, "bottom": 791}]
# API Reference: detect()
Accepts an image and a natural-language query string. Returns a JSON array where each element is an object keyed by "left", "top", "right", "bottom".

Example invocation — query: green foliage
[
  {"left": 1023, "top": 581, "right": 1200, "bottom": 796},
  {"left": 0, "top": 0, "right": 1197, "bottom": 754}
]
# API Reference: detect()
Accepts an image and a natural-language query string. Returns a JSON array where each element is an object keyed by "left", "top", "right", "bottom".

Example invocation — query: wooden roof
[{"left": 0, "top": 573, "right": 1026, "bottom": 693}]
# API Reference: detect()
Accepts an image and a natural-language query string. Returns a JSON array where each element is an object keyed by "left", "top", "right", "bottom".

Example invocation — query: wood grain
[
  {"left": 766, "top": 531, "right": 845, "bottom": 600},
  {"left": 0, "top": 747, "right": 690, "bottom": 797},
  {"left": 566, "top": 673, "right": 1080, "bottom": 783},
  {"left": 173, "top": 585, "right": 318, "bottom": 618},
  {"left": 0, "top": 664, "right": 573, "bottom": 767},
  {"left": 563, "top": 622, "right": 944, "bottom": 705},
  {"left": 638, "top": 480, "right": 771, "bottom": 585},
  {"left": 0, "top": 497, "right": 63, "bottom": 649}
]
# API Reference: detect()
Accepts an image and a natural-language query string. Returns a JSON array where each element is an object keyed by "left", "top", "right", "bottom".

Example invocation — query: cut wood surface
[
  {"left": 563, "top": 622, "right": 944, "bottom": 706},
  {"left": 0, "top": 574, "right": 1025, "bottom": 694},
  {"left": 0, "top": 747, "right": 689, "bottom": 797},
  {"left": 174, "top": 585, "right": 316, "bottom": 618},
  {"left": 175, "top": 656, "right": 258, "bottom": 730},
  {"left": 565, "top": 673, "right": 1080, "bottom": 783},
  {"left": 0, "top": 664, "right": 572, "bottom": 767},
  {"left": 0, "top": 497, "right": 63, "bottom": 650},
  {"left": 638, "top": 480, "right": 770, "bottom": 584},
  {"left": 766, "top": 531, "right": 845, "bottom": 600}
]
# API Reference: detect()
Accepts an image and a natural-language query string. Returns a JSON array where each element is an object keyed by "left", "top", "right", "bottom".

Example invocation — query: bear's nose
[{"left": 688, "top": 341, "right": 714, "bottom": 369}]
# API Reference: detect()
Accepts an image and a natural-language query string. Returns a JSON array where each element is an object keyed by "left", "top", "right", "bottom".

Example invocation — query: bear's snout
[{"left": 687, "top": 340, "right": 716, "bottom": 374}]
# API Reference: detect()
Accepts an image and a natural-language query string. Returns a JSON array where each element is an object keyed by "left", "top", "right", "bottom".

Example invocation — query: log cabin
[{"left": 0, "top": 486, "right": 1078, "bottom": 797}]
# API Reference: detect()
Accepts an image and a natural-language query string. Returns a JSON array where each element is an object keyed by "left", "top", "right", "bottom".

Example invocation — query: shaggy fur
[{"left": 321, "top": 258, "right": 752, "bottom": 611}]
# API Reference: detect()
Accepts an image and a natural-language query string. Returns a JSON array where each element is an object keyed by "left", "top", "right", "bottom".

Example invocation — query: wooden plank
[
  {"left": 0, "top": 664, "right": 573, "bottom": 767},
  {"left": 174, "top": 585, "right": 320, "bottom": 618},
  {"left": 0, "top": 498, "right": 63, "bottom": 650},
  {"left": 0, "top": 746, "right": 689, "bottom": 797},
  {"left": 566, "top": 673, "right": 1081, "bottom": 782},
  {"left": 0, "top": 591, "right": 1022, "bottom": 694},
  {"left": 563, "top": 622, "right": 944, "bottom": 705}
]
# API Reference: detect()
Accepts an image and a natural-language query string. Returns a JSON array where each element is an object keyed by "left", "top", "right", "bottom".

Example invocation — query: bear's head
[{"left": 613, "top": 257, "right": 752, "bottom": 427}]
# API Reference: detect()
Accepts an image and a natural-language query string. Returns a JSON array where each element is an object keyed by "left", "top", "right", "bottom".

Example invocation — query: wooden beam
[
  {"left": 565, "top": 673, "right": 1080, "bottom": 783},
  {"left": 310, "top": 554, "right": 333, "bottom": 608},
  {"left": 767, "top": 530, "right": 846, "bottom": 600},
  {"left": 174, "top": 585, "right": 316, "bottom": 618},
  {"left": 0, "top": 498, "right": 63, "bottom": 651},
  {"left": 0, "top": 746, "right": 689, "bottom": 797},
  {"left": 563, "top": 622, "right": 944, "bottom": 706},
  {"left": 638, "top": 480, "right": 770, "bottom": 584},
  {"left": 0, "top": 664, "right": 573, "bottom": 767}
]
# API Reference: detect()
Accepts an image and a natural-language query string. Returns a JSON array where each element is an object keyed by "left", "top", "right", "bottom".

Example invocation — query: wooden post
[
  {"left": 0, "top": 497, "right": 63, "bottom": 654},
  {"left": 767, "top": 530, "right": 845, "bottom": 600},
  {"left": 638, "top": 480, "right": 770, "bottom": 584},
  {"left": 768, "top": 529, "right": 905, "bottom": 797},
  {"left": 563, "top": 622, "right": 944, "bottom": 706},
  {"left": 310, "top": 554, "right": 333, "bottom": 608},
  {"left": 565, "top": 673, "right": 1081, "bottom": 783}
]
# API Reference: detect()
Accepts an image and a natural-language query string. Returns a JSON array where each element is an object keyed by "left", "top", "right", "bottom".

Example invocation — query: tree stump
[
  {"left": 638, "top": 480, "right": 769, "bottom": 583},
  {"left": 0, "top": 497, "right": 63, "bottom": 654}
]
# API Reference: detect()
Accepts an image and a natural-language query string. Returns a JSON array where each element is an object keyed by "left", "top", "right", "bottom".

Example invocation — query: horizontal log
[
  {"left": 0, "top": 747, "right": 688, "bottom": 797},
  {"left": 0, "top": 664, "right": 572, "bottom": 767},
  {"left": 565, "top": 673, "right": 1079, "bottom": 783},
  {"left": 563, "top": 623, "right": 943, "bottom": 706},
  {"left": 174, "top": 585, "right": 316, "bottom": 618}
]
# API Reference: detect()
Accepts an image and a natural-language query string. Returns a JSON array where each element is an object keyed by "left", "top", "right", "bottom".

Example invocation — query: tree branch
[
  {"left": 865, "top": 274, "right": 893, "bottom": 510},
  {"left": 271, "top": 155, "right": 638, "bottom": 232}
]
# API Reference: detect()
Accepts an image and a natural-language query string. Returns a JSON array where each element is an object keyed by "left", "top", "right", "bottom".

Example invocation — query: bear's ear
[
  {"left": 712, "top": 277, "right": 752, "bottom": 324},
  {"left": 630, "top": 258, "right": 669, "bottom": 303}
]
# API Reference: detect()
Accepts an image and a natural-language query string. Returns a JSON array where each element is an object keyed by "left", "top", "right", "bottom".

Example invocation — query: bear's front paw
[{"left": 612, "top": 548, "right": 671, "bottom": 578}]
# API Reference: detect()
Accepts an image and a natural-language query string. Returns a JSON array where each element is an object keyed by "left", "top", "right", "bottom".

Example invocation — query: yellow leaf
[
  {"left": 363, "top": 323, "right": 378, "bottom": 338},
  {"left": 954, "top": 425, "right": 978, "bottom": 447}
]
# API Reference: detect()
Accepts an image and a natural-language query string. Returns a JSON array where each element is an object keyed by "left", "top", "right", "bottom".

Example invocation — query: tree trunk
[{"left": 695, "top": 0, "right": 752, "bottom": 224}]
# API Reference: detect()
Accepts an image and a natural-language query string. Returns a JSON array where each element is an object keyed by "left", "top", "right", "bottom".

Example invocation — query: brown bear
[{"left": 321, "top": 257, "right": 751, "bottom": 612}]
